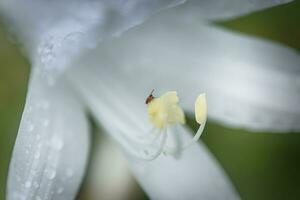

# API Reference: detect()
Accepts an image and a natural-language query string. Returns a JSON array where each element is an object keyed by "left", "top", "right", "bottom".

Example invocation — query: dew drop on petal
[
  {"left": 37, "top": 142, "right": 43, "bottom": 148},
  {"left": 46, "top": 169, "right": 56, "bottom": 179},
  {"left": 57, "top": 187, "right": 64, "bottom": 194},
  {"left": 27, "top": 124, "right": 35, "bottom": 132},
  {"left": 25, "top": 181, "right": 32, "bottom": 188},
  {"left": 33, "top": 181, "right": 40, "bottom": 188},
  {"left": 51, "top": 136, "right": 64, "bottom": 150},
  {"left": 27, "top": 106, "right": 33, "bottom": 113},
  {"left": 42, "top": 119, "right": 50, "bottom": 127},
  {"left": 34, "top": 152, "right": 40, "bottom": 159}
]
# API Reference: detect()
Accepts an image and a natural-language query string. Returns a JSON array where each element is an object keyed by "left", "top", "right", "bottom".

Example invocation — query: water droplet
[
  {"left": 27, "top": 106, "right": 33, "bottom": 113},
  {"left": 46, "top": 169, "right": 56, "bottom": 179},
  {"left": 57, "top": 187, "right": 64, "bottom": 194},
  {"left": 51, "top": 136, "right": 64, "bottom": 150},
  {"left": 25, "top": 181, "right": 32, "bottom": 188},
  {"left": 27, "top": 124, "right": 35, "bottom": 132},
  {"left": 39, "top": 40, "right": 55, "bottom": 65},
  {"left": 37, "top": 142, "right": 43, "bottom": 149},
  {"left": 36, "top": 100, "right": 50, "bottom": 110},
  {"left": 34, "top": 152, "right": 40, "bottom": 159},
  {"left": 66, "top": 168, "right": 74, "bottom": 178},
  {"left": 42, "top": 119, "right": 50, "bottom": 127},
  {"left": 33, "top": 181, "right": 40, "bottom": 188}
]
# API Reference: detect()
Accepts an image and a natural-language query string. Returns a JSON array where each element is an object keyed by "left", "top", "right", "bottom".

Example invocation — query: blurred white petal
[
  {"left": 165, "top": 0, "right": 293, "bottom": 20},
  {"left": 68, "top": 68, "right": 239, "bottom": 199},
  {"left": 78, "top": 11, "right": 300, "bottom": 132},
  {"left": 0, "top": 0, "right": 184, "bottom": 83},
  {"left": 85, "top": 134, "right": 137, "bottom": 200},
  {"left": 0, "top": 0, "right": 292, "bottom": 83},
  {"left": 127, "top": 126, "right": 239, "bottom": 200},
  {"left": 7, "top": 69, "right": 90, "bottom": 200}
]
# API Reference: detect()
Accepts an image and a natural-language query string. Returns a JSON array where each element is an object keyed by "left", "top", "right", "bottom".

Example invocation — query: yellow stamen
[
  {"left": 147, "top": 91, "right": 185, "bottom": 129},
  {"left": 195, "top": 93, "right": 207, "bottom": 124},
  {"left": 144, "top": 91, "right": 207, "bottom": 159}
]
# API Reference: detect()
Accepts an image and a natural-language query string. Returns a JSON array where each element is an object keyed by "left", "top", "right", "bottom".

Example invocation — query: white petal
[
  {"left": 76, "top": 12, "right": 300, "bottom": 132},
  {"left": 85, "top": 134, "right": 139, "bottom": 200},
  {"left": 0, "top": 0, "right": 184, "bottom": 83},
  {"left": 7, "top": 69, "right": 90, "bottom": 200},
  {"left": 127, "top": 127, "right": 239, "bottom": 200},
  {"left": 165, "top": 0, "right": 293, "bottom": 20},
  {"left": 68, "top": 68, "right": 239, "bottom": 199}
]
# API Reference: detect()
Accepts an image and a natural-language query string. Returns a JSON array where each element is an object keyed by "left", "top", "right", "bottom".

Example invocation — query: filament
[{"left": 162, "top": 120, "right": 207, "bottom": 155}]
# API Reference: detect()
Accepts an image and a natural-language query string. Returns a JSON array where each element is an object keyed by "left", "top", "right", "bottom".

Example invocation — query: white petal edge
[
  {"left": 163, "top": 0, "right": 293, "bottom": 21},
  {"left": 7, "top": 69, "right": 90, "bottom": 200},
  {"left": 73, "top": 11, "right": 300, "bottom": 132},
  {"left": 67, "top": 68, "right": 240, "bottom": 200}
]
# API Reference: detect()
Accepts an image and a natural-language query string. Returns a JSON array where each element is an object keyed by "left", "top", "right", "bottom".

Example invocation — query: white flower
[{"left": 1, "top": 0, "right": 299, "bottom": 200}]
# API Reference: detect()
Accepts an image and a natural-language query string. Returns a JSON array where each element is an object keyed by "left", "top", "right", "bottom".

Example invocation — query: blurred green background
[{"left": 0, "top": 1, "right": 300, "bottom": 200}]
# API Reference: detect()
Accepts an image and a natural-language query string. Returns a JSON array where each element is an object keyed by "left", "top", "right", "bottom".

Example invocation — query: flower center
[
  {"left": 136, "top": 91, "right": 207, "bottom": 160},
  {"left": 147, "top": 91, "right": 186, "bottom": 129}
]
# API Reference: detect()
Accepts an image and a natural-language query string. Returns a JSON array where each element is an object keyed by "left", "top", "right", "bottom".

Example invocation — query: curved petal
[
  {"left": 7, "top": 69, "right": 90, "bottom": 200},
  {"left": 127, "top": 127, "right": 239, "bottom": 200},
  {"left": 0, "top": 0, "right": 184, "bottom": 84},
  {"left": 68, "top": 68, "right": 239, "bottom": 199},
  {"left": 76, "top": 11, "right": 300, "bottom": 132},
  {"left": 164, "top": 0, "right": 293, "bottom": 21}
]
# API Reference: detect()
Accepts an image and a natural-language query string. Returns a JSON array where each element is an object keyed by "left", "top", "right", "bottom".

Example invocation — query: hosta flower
[{"left": 1, "top": 0, "right": 299, "bottom": 200}]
